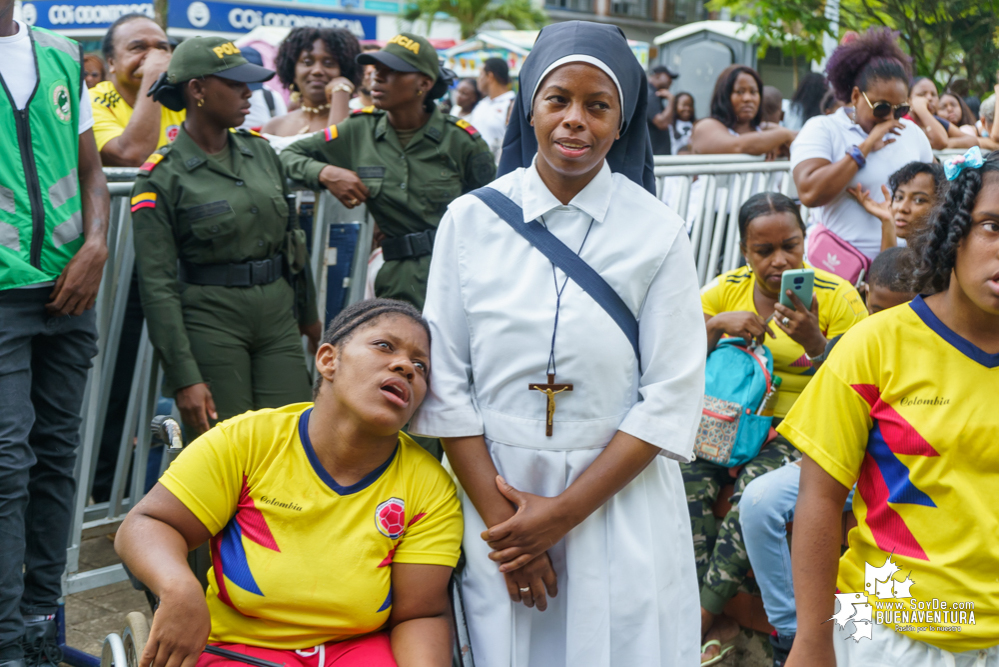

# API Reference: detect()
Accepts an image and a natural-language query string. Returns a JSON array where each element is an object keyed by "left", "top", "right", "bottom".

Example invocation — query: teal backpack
[{"left": 694, "top": 339, "right": 776, "bottom": 467}]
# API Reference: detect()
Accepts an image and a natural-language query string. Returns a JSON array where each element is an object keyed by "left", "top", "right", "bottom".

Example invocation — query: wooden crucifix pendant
[{"left": 528, "top": 373, "right": 573, "bottom": 437}]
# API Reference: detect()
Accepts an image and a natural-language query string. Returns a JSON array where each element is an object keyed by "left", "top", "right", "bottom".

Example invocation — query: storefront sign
[
  {"left": 169, "top": 0, "right": 376, "bottom": 37},
  {"left": 21, "top": 0, "right": 154, "bottom": 30}
]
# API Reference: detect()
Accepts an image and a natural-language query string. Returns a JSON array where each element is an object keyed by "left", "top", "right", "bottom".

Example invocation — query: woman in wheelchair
[{"left": 115, "top": 299, "right": 462, "bottom": 667}]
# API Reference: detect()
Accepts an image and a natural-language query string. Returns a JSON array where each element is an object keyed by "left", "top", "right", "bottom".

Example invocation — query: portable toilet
[{"left": 653, "top": 20, "right": 758, "bottom": 119}]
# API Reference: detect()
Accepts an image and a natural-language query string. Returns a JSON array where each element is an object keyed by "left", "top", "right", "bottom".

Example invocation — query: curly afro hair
[
  {"left": 888, "top": 161, "right": 947, "bottom": 202},
  {"left": 910, "top": 152, "right": 999, "bottom": 294},
  {"left": 274, "top": 28, "right": 361, "bottom": 91},
  {"left": 825, "top": 27, "right": 911, "bottom": 103}
]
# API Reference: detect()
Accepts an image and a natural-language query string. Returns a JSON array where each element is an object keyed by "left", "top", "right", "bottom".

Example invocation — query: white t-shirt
[
  {"left": 670, "top": 119, "right": 693, "bottom": 154},
  {"left": 466, "top": 88, "right": 514, "bottom": 161},
  {"left": 790, "top": 107, "right": 932, "bottom": 259},
  {"left": 0, "top": 20, "right": 93, "bottom": 133}
]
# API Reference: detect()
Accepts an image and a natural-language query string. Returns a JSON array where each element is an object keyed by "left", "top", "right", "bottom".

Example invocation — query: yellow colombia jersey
[
  {"left": 779, "top": 297, "right": 999, "bottom": 651},
  {"left": 89, "top": 80, "right": 186, "bottom": 152},
  {"left": 701, "top": 264, "right": 867, "bottom": 418},
  {"left": 159, "top": 403, "right": 463, "bottom": 648}
]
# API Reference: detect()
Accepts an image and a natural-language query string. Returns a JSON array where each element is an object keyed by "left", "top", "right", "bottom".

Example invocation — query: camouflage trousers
[{"left": 681, "top": 433, "right": 798, "bottom": 615}]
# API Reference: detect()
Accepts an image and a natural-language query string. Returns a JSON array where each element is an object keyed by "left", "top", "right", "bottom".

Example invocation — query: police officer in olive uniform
[
  {"left": 130, "top": 37, "right": 319, "bottom": 434},
  {"left": 281, "top": 33, "right": 496, "bottom": 310}
]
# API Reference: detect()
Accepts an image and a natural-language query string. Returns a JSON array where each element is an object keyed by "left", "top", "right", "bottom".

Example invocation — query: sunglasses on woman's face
[{"left": 862, "top": 91, "right": 910, "bottom": 120}]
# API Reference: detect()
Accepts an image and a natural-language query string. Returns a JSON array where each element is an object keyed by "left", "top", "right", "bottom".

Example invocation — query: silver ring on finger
[
  {"left": 781, "top": 316, "right": 791, "bottom": 327},
  {"left": 519, "top": 586, "right": 531, "bottom": 593}
]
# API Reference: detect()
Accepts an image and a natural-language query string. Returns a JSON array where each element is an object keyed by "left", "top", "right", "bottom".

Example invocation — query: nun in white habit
[{"left": 410, "top": 21, "right": 704, "bottom": 667}]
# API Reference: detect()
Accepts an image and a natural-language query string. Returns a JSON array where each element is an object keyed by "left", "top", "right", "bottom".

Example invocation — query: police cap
[
  {"left": 166, "top": 37, "right": 275, "bottom": 85},
  {"left": 357, "top": 33, "right": 439, "bottom": 81}
]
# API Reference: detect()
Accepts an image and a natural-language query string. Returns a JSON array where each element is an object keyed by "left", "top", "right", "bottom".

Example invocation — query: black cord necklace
[{"left": 527, "top": 214, "right": 595, "bottom": 436}]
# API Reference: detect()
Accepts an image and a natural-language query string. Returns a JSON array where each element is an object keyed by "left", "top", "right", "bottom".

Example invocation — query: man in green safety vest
[{"left": 0, "top": 3, "right": 110, "bottom": 667}]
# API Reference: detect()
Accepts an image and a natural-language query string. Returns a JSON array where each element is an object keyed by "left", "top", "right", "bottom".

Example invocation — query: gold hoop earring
[{"left": 197, "top": 99, "right": 204, "bottom": 107}]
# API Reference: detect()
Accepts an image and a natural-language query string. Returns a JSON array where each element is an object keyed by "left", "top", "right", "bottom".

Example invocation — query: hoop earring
[{"left": 197, "top": 99, "right": 204, "bottom": 107}]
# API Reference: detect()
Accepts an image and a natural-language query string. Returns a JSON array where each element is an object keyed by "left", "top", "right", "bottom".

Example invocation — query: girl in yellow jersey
[
  {"left": 785, "top": 152, "right": 999, "bottom": 666},
  {"left": 691, "top": 193, "right": 868, "bottom": 663},
  {"left": 114, "top": 299, "right": 462, "bottom": 667}
]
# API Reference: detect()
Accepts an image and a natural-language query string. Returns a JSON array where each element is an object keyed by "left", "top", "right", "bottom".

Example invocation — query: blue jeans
[
  {"left": 0, "top": 287, "right": 98, "bottom": 649},
  {"left": 740, "top": 462, "right": 854, "bottom": 637}
]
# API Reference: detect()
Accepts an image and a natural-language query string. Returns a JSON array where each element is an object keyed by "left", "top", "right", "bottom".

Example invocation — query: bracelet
[
  {"left": 330, "top": 82, "right": 354, "bottom": 95},
  {"left": 846, "top": 145, "right": 866, "bottom": 169}
]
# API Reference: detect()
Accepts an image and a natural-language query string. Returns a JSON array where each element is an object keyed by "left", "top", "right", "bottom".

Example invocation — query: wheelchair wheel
[
  {"left": 123, "top": 612, "right": 150, "bottom": 667},
  {"left": 101, "top": 633, "right": 126, "bottom": 667}
]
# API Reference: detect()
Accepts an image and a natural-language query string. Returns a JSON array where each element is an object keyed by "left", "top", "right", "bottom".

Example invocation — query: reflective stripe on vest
[{"left": 0, "top": 26, "right": 83, "bottom": 289}]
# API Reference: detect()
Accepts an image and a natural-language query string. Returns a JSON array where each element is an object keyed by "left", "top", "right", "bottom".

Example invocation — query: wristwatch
[
  {"left": 846, "top": 145, "right": 866, "bottom": 169},
  {"left": 806, "top": 348, "right": 828, "bottom": 364},
  {"left": 807, "top": 336, "right": 839, "bottom": 364}
]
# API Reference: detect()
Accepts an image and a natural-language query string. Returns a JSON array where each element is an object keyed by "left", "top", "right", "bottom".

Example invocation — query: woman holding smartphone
[{"left": 690, "top": 192, "right": 868, "bottom": 663}]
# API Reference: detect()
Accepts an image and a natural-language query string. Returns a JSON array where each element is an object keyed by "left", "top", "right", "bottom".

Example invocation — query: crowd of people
[{"left": 0, "top": 6, "right": 996, "bottom": 667}]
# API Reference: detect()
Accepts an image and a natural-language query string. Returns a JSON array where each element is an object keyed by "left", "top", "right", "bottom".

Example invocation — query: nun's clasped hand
[{"left": 482, "top": 476, "right": 574, "bottom": 572}]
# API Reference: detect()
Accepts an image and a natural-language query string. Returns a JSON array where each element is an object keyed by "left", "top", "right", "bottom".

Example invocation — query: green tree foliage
[
  {"left": 402, "top": 0, "right": 548, "bottom": 40},
  {"left": 840, "top": 0, "right": 999, "bottom": 95},
  {"left": 710, "top": 0, "right": 999, "bottom": 97},
  {"left": 707, "top": 0, "right": 834, "bottom": 89}
]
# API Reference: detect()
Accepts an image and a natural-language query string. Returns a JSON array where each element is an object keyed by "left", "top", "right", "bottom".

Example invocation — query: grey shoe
[{"left": 21, "top": 619, "right": 62, "bottom": 667}]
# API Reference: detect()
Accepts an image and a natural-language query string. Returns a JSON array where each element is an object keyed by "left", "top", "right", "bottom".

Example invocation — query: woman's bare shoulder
[{"left": 262, "top": 110, "right": 305, "bottom": 136}]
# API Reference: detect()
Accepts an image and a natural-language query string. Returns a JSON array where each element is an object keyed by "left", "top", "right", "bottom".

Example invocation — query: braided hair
[
  {"left": 910, "top": 152, "right": 999, "bottom": 294},
  {"left": 738, "top": 192, "right": 806, "bottom": 246},
  {"left": 274, "top": 28, "right": 361, "bottom": 90},
  {"left": 312, "top": 299, "right": 430, "bottom": 396}
]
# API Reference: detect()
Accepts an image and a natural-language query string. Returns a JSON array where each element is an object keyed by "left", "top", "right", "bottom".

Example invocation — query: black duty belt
[
  {"left": 381, "top": 229, "right": 435, "bottom": 262},
  {"left": 179, "top": 255, "right": 284, "bottom": 287}
]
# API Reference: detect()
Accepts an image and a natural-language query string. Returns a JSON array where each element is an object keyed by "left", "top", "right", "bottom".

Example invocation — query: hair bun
[
  {"left": 825, "top": 27, "right": 911, "bottom": 103},
  {"left": 147, "top": 71, "right": 186, "bottom": 112}
]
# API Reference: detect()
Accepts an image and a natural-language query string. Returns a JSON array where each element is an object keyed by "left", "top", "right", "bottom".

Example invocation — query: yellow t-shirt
[
  {"left": 701, "top": 264, "right": 867, "bottom": 417},
  {"left": 778, "top": 297, "right": 999, "bottom": 651},
  {"left": 89, "top": 80, "right": 185, "bottom": 151},
  {"left": 159, "top": 403, "right": 463, "bottom": 648}
]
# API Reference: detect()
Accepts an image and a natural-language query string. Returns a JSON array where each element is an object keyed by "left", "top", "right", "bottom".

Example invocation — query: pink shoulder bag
[{"left": 807, "top": 224, "right": 871, "bottom": 285}]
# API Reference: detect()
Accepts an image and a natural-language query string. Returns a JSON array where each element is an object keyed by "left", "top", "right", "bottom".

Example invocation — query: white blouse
[{"left": 410, "top": 160, "right": 705, "bottom": 461}]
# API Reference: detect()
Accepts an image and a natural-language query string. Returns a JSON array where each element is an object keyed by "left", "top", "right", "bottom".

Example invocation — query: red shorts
[{"left": 195, "top": 634, "right": 397, "bottom": 667}]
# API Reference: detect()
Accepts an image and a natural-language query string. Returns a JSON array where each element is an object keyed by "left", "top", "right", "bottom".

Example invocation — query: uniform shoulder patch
[
  {"left": 139, "top": 151, "right": 166, "bottom": 174},
  {"left": 451, "top": 117, "right": 481, "bottom": 137},
  {"left": 324, "top": 124, "right": 338, "bottom": 141},
  {"left": 130, "top": 192, "right": 157, "bottom": 212},
  {"left": 236, "top": 128, "right": 268, "bottom": 141},
  {"left": 351, "top": 105, "right": 376, "bottom": 115}
]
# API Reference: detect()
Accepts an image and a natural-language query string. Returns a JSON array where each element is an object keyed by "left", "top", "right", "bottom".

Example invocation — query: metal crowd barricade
[
  {"left": 65, "top": 172, "right": 372, "bottom": 604},
  {"left": 66, "top": 149, "right": 962, "bottom": 610},
  {"left": 654, "top": 155, "right": 794, "bottom": 286}
]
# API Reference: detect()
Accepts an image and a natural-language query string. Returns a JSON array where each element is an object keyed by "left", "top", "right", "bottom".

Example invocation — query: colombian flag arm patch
[
  {"left": 455, "top": 118, "right": 478, "bottom": 136},
  {"left": 139, "top": 153, "right": 164, "bottom": 173},
  {"left": 324, "top": 125, "right": 338, "bottom": 141},
  {"left": 131, "top": 192, "right": 157, "bottom": 212}
]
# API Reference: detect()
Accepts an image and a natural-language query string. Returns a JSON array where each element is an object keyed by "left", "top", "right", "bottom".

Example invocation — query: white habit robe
[{"left": 410, "top": 160, "right": 705, "bottom": 667}]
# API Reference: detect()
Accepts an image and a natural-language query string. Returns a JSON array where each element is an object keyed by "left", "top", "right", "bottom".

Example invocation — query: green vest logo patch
[{"left": 50, "top": 82, "right": 72, "bottom": 123}]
